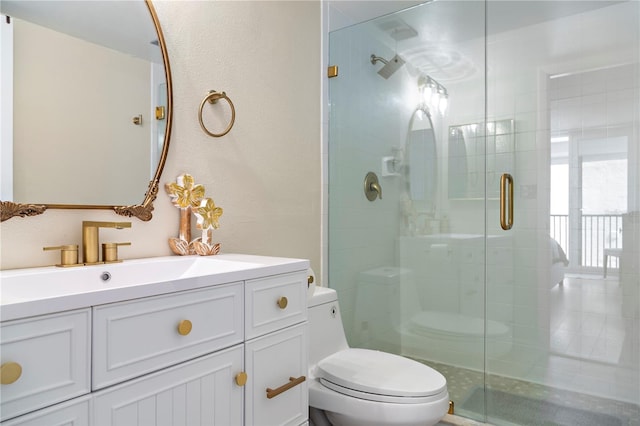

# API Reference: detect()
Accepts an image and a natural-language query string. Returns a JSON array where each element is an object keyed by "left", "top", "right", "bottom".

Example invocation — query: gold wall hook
[{"left": 132, "top": 114, "right": 143, "bottom": 125}]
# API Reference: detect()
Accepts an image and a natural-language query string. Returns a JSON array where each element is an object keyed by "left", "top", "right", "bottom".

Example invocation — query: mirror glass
[
  {"left": 406, "top": 107, "right": 438, "bottom": 214},
  {"left": 448, "top": 119, "right": 514, "bottom": 199},
  {"left": 0, "top": 0, "right": 171, "bottom": 219}
]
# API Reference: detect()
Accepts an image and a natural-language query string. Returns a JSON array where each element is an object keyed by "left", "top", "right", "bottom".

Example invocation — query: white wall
[{"left": 0, "top": 1, "right": 322, "bottom": 276}]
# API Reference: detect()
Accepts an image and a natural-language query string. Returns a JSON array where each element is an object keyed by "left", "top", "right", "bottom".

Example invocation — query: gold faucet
[{"left": 82, "top": 221, "right": 131, "bottom": 264}]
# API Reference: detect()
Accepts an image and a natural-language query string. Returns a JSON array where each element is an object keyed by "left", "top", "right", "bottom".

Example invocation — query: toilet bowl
[
  {"left": 354, "top": 266, "right": 512, "bottom": 369},
  {"left": 308, "top": 287, "right": 449, "bottom": 426}
]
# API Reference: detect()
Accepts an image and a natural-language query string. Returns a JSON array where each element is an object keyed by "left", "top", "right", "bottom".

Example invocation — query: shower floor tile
[{"left": 421, "top": 360, "right": 640, "bottom": 426}]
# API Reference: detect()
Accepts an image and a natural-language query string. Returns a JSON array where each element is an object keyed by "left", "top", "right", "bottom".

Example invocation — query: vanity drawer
[
  {"left": 1, "top": 395, "right": 90, "bottom": 426},
  {"left": 93, "top": 345, "right": 244, "bottom": 426},
  {"left": 245, "top": 272, "right": 307, "bottom": 339},
  {"left": 0, "top": 309, "right": 91, "bottom": 422},
  {"left": 245, "top": 322, "right": 308, "bottom": 426},
  {"left": 93, "top": 282, "right": 243, "bottom": 389}
]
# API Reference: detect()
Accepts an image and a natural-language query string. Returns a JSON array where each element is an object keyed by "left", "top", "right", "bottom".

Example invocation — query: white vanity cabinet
[
  {"left": 245, "top": 273, "right": 309, "bottom": 426},
  {"left": 0, "top": 257, "right": 309, "bottom": 426}
]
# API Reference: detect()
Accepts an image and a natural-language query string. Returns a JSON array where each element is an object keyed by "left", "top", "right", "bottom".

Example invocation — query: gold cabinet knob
[
  {"left": 1, "top": 362, "right": 23, "bottom": 385},
  {"left": 235, "top": 372, "right": 248, "bottom": 387},
  {"left": 177, "top": 319, "right": 192, "bottom": 336},
  {"left": 277, "top": 297, "right": 288, "bottom": 310}
]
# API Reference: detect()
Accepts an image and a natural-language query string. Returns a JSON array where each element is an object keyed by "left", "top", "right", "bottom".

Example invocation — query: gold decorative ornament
[
  {"left": 0, "top": 362, "right": 23, "bottom": 385},
  {"left": 192, "top": 197, "right": 223, "bottom": 256},
  {"left": 165, "top": 174, "right": 224, "bottom": 257},
  {"left": 177, "top": 319, "right": 193, "bottom": 336},
  {"left": 1, "top": 201, "right": 47, "bottom": 222},
  {"left": 165, "top": 174, "right": 205, "bottom": 255}
]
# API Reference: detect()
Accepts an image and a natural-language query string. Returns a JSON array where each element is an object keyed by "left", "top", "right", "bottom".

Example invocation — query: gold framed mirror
[{"left": 0, "top": 0, "right": 173, "bottom": 222}]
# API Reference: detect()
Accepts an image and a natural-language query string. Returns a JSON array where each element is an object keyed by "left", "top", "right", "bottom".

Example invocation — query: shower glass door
[
  {"left": 328, "top": 0, "right": 488, "bottom": 421},
  {"left": 484, "top": 1, "right": 640, "bottom": 424},
  {"left": 328, "top": 0, "right": 639, "bottom": 424}
]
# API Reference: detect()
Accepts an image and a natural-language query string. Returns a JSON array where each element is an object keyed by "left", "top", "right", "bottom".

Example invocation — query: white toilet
[{"left": 308, "top": 287, "right": 449, "bottom": 426}]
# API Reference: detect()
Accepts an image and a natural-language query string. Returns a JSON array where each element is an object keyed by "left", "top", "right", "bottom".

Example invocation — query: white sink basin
[
  {"left": 2, "top": 256, "right": 257, "bottom": 298},
  {"left": 0, "top": 254, "right": 308, "bottom": 321}
]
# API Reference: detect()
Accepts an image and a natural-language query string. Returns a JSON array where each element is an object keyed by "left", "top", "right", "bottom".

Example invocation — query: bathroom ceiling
[
  {"left": 331, "top": 0, "right": 632, "bottom": 83},
  {"left": 0, "top": 0, "right": 159, "bottom": 62}
]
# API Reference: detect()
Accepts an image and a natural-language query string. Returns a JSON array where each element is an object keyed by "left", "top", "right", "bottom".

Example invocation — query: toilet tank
[
  {"left": 308, "top": 287, "right": 349, "bottom": 370},
  {"left": 353, "top": 267, "right": 420, "bottom": 351}
]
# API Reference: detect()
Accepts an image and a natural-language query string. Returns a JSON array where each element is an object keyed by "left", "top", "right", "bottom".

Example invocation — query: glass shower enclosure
[{"left": 328, "top": 1, "right": 639, "bottom": 424}]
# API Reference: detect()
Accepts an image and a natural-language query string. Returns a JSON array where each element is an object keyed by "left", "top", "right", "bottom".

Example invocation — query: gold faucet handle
[
  {"left": 43, "top": 245, "right": 80, "bottom": 267},
  {"left": 102, "top": 242, "right": 131, "bottom": 263}
]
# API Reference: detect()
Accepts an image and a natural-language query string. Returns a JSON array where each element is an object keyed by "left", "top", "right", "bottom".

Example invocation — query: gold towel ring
[{"left": 198, "top": 90, "right": 236, "bottom": 137}]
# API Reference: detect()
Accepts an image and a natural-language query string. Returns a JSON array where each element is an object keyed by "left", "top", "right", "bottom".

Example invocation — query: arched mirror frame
[
  {"left": 406, "top": 105, "right": 438, "bottom": 215},
  {"left": 0, "top": 0, "right": 173, "bottom": 222}
]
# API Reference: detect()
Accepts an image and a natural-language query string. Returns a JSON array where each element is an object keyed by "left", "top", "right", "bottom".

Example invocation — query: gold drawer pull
[
  {"left": 1, "top": 362, "right": 23, "bottom": 385},
  {"left": 235, "top": 372, "right": 248, "bottom": 387},
  {"left": 266, "top": 376, "right": 306, "bottom": 399},
  {"left": 277, "top": 296, "right": 288, "bottom": 309},
  {"left": 177, "top": 319, "right": 193, "bottom": 336}
]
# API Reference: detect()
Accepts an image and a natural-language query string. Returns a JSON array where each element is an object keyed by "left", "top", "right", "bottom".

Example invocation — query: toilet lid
[{"left": 316, "top": 348, "right": 446, "bottom": 399}]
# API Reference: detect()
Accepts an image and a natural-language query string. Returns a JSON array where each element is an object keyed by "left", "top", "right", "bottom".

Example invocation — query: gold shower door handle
[{"left": 500, "top": 173, "right": 514, "bottom": 230}]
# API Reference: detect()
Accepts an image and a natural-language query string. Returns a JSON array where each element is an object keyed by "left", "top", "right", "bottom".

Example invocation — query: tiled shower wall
[{"left": 328, "top": 25, "right": 422, "bottom": 345}]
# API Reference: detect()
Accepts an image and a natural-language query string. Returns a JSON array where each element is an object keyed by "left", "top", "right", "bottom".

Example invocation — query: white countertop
[{"left": 0, "top": 254, "right": 309, "bottom": 322}]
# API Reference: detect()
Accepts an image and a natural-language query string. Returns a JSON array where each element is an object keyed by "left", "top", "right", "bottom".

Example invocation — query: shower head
[{"left": 370, "top": 54, "right": 405, "bottom": 79}]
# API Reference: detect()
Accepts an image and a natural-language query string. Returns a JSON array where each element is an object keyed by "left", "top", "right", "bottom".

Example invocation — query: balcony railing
[{"left": 550, "top": 214, "right": 623, "bottom": 269}]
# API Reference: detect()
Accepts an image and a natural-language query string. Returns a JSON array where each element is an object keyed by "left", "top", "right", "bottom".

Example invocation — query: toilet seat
[{"left": 316, "top": 348, "right": 447, "bottom": 404}]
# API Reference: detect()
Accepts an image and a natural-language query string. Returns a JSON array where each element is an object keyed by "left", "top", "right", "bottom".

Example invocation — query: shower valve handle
[
  {"left": 370, "top": 182, "right": 382, "bottom": 199},
  {"left": 364, "top": 172, "right": 382, "bottom": 201}
]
